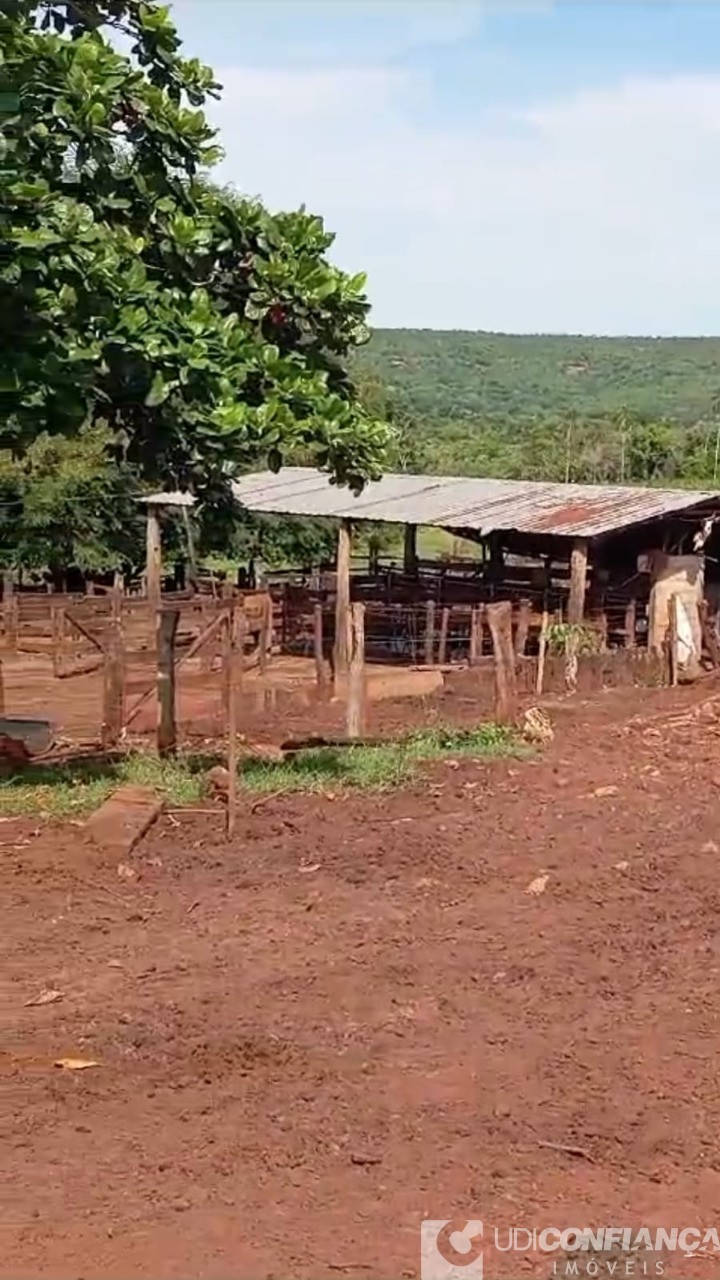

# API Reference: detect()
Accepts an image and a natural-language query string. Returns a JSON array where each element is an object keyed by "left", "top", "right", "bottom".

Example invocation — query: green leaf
[{"left": 144, "top": 371, "right": 170, "bottom": 406}]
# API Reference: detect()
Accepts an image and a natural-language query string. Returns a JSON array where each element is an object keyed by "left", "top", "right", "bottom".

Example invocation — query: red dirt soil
[{"left": 5, "top": 681, "right": 720, "bottom": 1279}]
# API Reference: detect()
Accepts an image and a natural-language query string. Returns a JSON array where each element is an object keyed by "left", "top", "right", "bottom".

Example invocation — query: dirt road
[{"left": 4, "top": 683, "right": 720, "bottom": 1279}]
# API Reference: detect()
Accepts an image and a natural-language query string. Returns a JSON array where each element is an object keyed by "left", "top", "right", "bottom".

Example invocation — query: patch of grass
[
  {"left": 238, "top": 722, "right": 525, "bottom": 795},
  {"left": 0, "top": 752, "right": 207, "bottom": 820},
  {"left": 0, "top": 723, "right": 525, "bottom": 819}
]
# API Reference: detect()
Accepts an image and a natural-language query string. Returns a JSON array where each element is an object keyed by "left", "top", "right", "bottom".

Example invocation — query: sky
[{"left": 169, "top": 1, "right": 720, "bottom": 336}]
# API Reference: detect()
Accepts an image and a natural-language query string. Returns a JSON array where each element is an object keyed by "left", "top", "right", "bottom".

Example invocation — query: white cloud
[{"left": 210, "top": 67, "right": 720, "bottom": 335}]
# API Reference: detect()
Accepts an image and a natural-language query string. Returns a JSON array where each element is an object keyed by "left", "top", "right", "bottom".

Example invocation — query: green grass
[{"left": 0, "top": 723, "right": 523, "bottom": 820}]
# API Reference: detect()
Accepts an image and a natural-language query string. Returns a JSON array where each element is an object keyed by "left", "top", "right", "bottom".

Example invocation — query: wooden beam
[
  {"left": 333, "top": 518, "right": 352, "bottom": 680},
  {"left": 146, "top": 504, "right": 162, "bottom": 610},
  {"left": 156, "top": 608, "right": 179, "bottom": 755},
  {"left": 403, "top": 523, "right": 418, "bottom": 576},
  {"left": 567, "top": 537, "right": 589, "bottom": 624}
]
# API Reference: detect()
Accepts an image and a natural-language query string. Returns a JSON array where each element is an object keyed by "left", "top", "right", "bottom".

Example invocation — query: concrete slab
[{"left": 85, "top": 785, "right": 164, "bottom": 857}]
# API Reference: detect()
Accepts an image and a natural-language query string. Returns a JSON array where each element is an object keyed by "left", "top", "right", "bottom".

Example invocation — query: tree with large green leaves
[{"left": 1, "top": 0, "right": 392, "bottom": 500}]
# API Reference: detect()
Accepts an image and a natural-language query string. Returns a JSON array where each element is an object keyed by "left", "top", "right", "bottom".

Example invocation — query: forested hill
[{"left": 355, "top": 329, "right": 720, "bottom": 425}]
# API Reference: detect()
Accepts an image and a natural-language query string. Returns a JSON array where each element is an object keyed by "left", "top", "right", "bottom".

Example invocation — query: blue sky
[{"left": 170, "top": 2, "right": 720, "bottom": 335}]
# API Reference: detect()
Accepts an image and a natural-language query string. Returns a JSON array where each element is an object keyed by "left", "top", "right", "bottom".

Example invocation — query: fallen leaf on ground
[
  {"left": 117, "top": 862, "right": 136, "bottom": 880},
  {"left": 525, "top": 874, "right": 549, "bottom": 897},
  {"left": 25, "top": 989, "right": 63, "bottom": 1007},
  {"left": 614, "top": 860, "right": 629, "bottom": 871},
  {"left": 298, "top": 863, "right": 321, "bottom": 874},
  {"left": 54, "top": 1057, "right": 100, "bottom": 1071},
  {"left": 702, "top": 841, "right": 719, "bottom": 855},
  {"left": 593, "top": 785, "right": 618, "bottom": 797}
]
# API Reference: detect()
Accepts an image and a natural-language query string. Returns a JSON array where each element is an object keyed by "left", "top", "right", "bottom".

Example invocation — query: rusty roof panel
[{"left": 230, "top": 468, "right": 720, "bottom": 538}]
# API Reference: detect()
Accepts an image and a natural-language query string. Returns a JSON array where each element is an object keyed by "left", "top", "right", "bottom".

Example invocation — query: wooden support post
[
  {"left": 234, "top": 604, "right": 247, "bottom": 694},
  {"left": 314, "top": 602, "right": 329, "bottom": 693},
  {"left": 469, "top": 604, "right": 483, "bottom": 665},
  {"left": 424, "top": 599, "right": 436, "bottom": 666},
  {"left": 3, "top": 571, "right": 17, "bottom": 650},
  {"left": 346, "top": 601, "right": 366, "bottom": 740},
  {"left": 101, "top": 616, "right": 125, "bottom": 750},
  {"left": 334, "top": 519, "right": 352, "bottom": 682},
  {"left": 156, "top": 608, "right": 179, "bottom": 756},
  {"left": 403, "top": 523, "right": 418, "bottom": 576},
  {"left": 624, "top": 598, "right": 637, "bottom": 649},
  {"left": 567, "top": 537, "right": 589, "bottom": 624},
  {"left": 438, "top": 606, "right": 450, "bottom": 664},
  {"left": 536, "top": 606, "right": 549, "bottom": 695},
  {"left": 0, "top": 656, "right": 4, "bottom": 715},
  {"left": 222, "top": 597, "right": 235, "bottom": 710},
  {"left": 146, "top": 504, "right": 162, "bottom": 613},
  {"left": 514, "top": 598, "right": 531, "bottom": 657},
  {"left": 668, "top": 592, "right": 679, "bottom": 687},
  {"left": 487, "top": 600, "right": 517, "bottom": 722}
]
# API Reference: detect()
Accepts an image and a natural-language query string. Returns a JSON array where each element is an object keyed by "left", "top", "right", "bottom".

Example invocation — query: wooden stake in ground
[
  {"left": 0, "top": 655, "right": 4, "bottom": 716},
  {"left": 51, "top": 605, "right": 66, "bottom": 678},
  {"left": 259, "top": 592, "right": 273, "bottom": 676},
  {"left": 346, "top": 601, "right": 366, "bottom": 740},
  {"left": 156, "top": 608, "right": 179, "bottom": 756},
  {"left": 487, "top": 600, "right": 517, "bottom": 722},
  {"left": 536, "top": 607, "right": 549, "bottom": 696},
  {"left": 101, "top": 615, "right": 125, "bottom": 750},
  {"left": 333, "top": 518, "right": 352, "bottom": 682}
]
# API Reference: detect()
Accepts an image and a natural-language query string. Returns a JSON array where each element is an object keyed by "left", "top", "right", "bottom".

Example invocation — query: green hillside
[
  {"left": 357, "top": 330, "right": 720, "bottom": 424},
  {"left": 353, "top": 330, "right": 720, "bottom": 486}
]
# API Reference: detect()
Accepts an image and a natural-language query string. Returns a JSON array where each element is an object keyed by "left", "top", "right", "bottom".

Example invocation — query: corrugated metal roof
[{"left": 229, "top": 468, "right": 720, "bottom": 539}]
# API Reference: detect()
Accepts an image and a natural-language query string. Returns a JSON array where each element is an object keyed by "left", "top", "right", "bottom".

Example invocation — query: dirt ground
[{"left": 5, "top": 678, "right": 720, "bottom": 1279}]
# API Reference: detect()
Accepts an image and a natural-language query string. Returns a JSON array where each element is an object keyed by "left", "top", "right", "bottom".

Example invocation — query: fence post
[
  {"left": 0, "top": 655, "right": 4, "bottom": 715},
  {"left": 259, "top": 593, "right": 273, "bottom": 675},
  {"left": 438, "top": 606, "right": 450, "bottom": 664},
  {"left": 346, "top": 602, "right": 366, "bottom": 740},
  {"left": 157, "top": 608, "right": 179, "bottom": 755},
  {"left": 3, "top": 572, "right": 17, "bottom": 650},
  {"left": 314, "top": 602, "right": 330, "bottom": 694},
  {"left": 668, "top": 593, "right": 679, "bottom": 686},
  {"left": 514, "top": 598, "right": 531, "bottom": 657},
  {"left": 424, "top": 599, "right": 436, "bottom": 666},
  {"left": 224, "top": 606, "right": 240, "bottom": 839},
  {"left": 486, "top": 600, "right": 517, "bottom": 723},
  {"left": 624, "top": 598, "right": 637, "bottom": 649},
  {"left": 469, "top": 605, "right": 483, "bottom": 665},
  {"left": 101, "top": 615, "right": 125, "bottom": 750}
]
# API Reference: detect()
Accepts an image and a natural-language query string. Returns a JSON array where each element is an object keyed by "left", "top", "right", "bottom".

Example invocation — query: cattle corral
[
  {"left": 7, "top": 470, "right": 720, "bottom": 1280},
  {"left": 6, "top": 679, "right": 720, "bottom": 1280}
]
